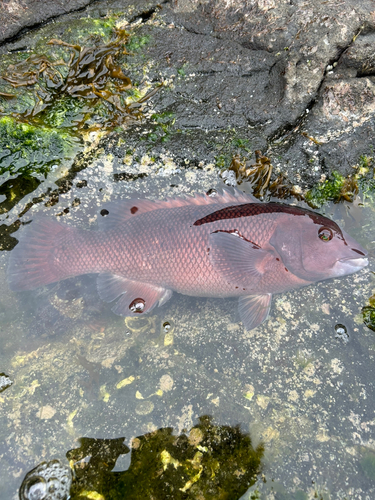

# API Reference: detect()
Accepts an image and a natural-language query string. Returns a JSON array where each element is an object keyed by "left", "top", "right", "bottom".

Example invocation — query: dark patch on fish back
[{"left": 193, "top": 202, "right": 343, "bottom": 236}]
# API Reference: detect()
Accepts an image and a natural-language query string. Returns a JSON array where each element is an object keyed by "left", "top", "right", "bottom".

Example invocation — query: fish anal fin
[
  {"left": 98, "top": 188, "right": 258, "bottom": 230},
  {"left": 238, "top": 293, "right": 272, "bottom": 331},
  {"left": 97, "top": 273, "right": 172, "bottom": 316},
  {"left": 209, "top": 231, "right": 269, "bottom": 286}
]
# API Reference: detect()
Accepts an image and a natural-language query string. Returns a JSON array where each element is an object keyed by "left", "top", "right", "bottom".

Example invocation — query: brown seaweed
[
  {"left": 268, "top": 173, "right": 305, "bottom": 201},
  {"left": 301, "top": 131, "right": 322, "bottom": 146},
  {"left": 0, "top": 28, "right": 160, "bottom": 131},
  {"left": 336, "top": 175, "right": 359, "bottom": 203},
  {"left": 228, "top": 150, "right": 273, "bottom": 198}
]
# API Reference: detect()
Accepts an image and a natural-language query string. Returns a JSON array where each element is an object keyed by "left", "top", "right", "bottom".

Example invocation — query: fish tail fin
[{"left": 8, "top": 217, "right": 74, "bottom": 291}]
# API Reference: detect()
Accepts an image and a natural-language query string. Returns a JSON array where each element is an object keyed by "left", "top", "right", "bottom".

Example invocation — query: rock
[
  {"left": 0, "top": 0, "right": 374, "bottom": 197},
  {"left": 0, "top": 0, "right": 95, "bottom": 44}
]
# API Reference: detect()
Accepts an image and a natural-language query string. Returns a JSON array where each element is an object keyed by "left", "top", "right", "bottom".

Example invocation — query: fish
[{"left": 8, "top": 189, "right": 368, "bottom": 331}]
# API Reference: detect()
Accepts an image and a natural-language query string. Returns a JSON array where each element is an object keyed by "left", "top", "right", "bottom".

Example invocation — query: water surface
[{"left": 0, "top": 155, "right": 374, "bottom": 499}]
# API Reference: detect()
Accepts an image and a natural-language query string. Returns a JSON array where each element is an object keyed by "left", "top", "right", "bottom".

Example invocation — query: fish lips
[
  {"left": 334, "top": 256, "right": 368, "bottom": 276},
  {"left": 335, "top": 230, "right": 368, "bottom": 275}
]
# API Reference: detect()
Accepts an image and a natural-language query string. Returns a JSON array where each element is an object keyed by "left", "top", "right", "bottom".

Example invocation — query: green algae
[
  {"left": 0, "top": 116, "right": 77, "bottom": 177},
  {"left": 147, "top": 110, "right": 176, "bottom": 143},
  {"left": 305, "top": 153, "right": 375, "bottom": 208},
  {"left": 127, "top": 34, "right": 151, "bottom": 53},
  {"left": 66, "top": 416, "right": 264, "bottom": 500},
  {"left": 305, "top": 171, "right": 347, "bottom": 208},
  {"left": 362, "top": 306, "right": 375, "bottom": 332}
]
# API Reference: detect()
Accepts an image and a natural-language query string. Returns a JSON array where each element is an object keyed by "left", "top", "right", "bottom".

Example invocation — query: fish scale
[{"left": 8, "top": 189, "right": 368, "bottom": 331}]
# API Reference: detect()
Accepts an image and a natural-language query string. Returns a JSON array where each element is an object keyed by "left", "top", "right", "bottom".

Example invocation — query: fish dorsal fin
[
  {"left": 208, "top": 231, "right": 269, "bottom": 286},
  {"left": 238, "top": 293, "right": 272, "bottom": 331},
  {"left": 98, "top": 188, "right": 257, "bottom": 230},
  {"left": 97, "top": 273, "right": 172, "bottom": 316}
]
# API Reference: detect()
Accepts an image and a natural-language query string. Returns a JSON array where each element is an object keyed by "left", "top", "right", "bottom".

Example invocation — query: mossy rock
[
  {"left": 362, "top": 306, "right": 375, "bottom": 332},
  {"left": 0, "top": 116, "right": 77, "bottom": 177}
]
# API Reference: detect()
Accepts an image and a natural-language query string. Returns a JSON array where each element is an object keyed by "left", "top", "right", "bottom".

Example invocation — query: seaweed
[
  {"left": 0, "top": 27, "right": 159, "bottom": 133},
  {"left": 268, "top": 173, "right": 304, "bottom": 201},
  {"left": 0, "top": 23, "right": 158, "bottom": 214},
  {"left": 363, "top": 306, "right": 375, "bottom": 332},
  {"left": 362, "top": 294, "right": 375, "bottom": 332},
  {"left": 226, "top": 150, "right": 303, "bottom": 200},
  {"left": 305, "top": 171, "right": 360, "bottom": 209},
  {"left": 0, "top": 116, "right": 77, "bottom": 177},
  {"left": 63, "top": 415, "right": 264, "bottom": 500},
  {"left": 226, "top": 150, "right": 272, "bottom": 198}
]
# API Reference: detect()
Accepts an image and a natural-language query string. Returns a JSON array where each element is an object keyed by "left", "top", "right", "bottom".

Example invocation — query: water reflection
[
  {"left": 0, "top": 372, "right": 13, "bottom": 393},
  {"left": 20, "top": 417, "right": 264, "bottom": 500}
]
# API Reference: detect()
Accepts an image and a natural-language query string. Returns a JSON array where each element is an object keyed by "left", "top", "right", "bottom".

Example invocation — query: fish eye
[{"left": 318, "top": 227, "right": 333, "bottom": 242}]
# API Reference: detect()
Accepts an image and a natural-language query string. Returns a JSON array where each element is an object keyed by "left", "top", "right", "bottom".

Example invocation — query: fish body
[{"left": 8, "top": 189, "right": 368, "bottom": 330}]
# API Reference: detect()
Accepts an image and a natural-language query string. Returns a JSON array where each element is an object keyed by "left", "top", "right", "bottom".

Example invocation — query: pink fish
[{"left": 8, "top": 189, "right": 368, "bottom": 331}]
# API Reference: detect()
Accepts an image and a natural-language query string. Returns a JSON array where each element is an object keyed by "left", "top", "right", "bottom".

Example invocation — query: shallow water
[{"left": 0, "top": 154, "right": 374, "bottom": 499}]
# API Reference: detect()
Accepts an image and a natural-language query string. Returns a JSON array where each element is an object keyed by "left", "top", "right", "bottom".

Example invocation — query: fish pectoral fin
[
  {"left": 209, "top": 231, "right": 268, "bottom": 286},
  {"left": 238, "top": 293, "right": 272, "bottom": 331},
  {"left": 97, "top": 273, "right": 172, "bottom": 316}
]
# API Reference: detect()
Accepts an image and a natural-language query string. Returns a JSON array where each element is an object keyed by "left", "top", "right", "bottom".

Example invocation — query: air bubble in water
[
  {"left": 20, "top": 460, "right": 72, "bottom": 500},
  {"left": 206, "top": 188, "right": 218, "bottom": 197},
  {"left": 163, "top": 321, "right": 171, "bottom": 333},
  {"left": 129, "top": 298, "right": 145, "bottom": 313},
  {"left": 335, "top": 324, "right": 349, "bottom": 343}
]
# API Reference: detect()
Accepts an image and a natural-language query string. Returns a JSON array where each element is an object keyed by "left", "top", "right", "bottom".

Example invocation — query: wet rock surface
[
  {"left": 0, "top": 0, "right": 374, "bottom": 196},
  {"left": 0, "top": 0, "right": 96, "bottom": 43}
]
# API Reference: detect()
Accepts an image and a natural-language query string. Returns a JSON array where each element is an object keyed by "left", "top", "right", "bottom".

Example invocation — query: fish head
[{"left": 270, "top": 209, "right": 368, "bottom": 282}]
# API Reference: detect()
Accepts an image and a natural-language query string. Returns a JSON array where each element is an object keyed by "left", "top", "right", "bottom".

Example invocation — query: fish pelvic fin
[
  {"left": 238, "top": 293, "right": 272, "bottom": 331},
  {"left": 8, "top": 217, "right": 76, "bottom": 291},
  {"left": 97, "top": 273, "right": 172, "bottom": 316}
]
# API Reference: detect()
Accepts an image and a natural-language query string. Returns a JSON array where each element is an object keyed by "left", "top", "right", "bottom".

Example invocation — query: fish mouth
[
  {"left": 339, "top": 256, "right": 368, "bottom": 265},
  {"left": 337, "top": 256, "right": 368, "bottom": 274}
]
